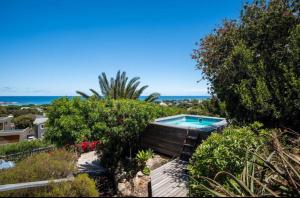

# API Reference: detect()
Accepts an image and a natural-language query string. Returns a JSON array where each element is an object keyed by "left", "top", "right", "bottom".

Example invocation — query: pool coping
[{"left": 153, "top": 114, "right": 227, "bottom": 132}]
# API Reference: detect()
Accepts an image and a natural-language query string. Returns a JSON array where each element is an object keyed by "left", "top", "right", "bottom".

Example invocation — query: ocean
[{"left": 0, "top": 96, "right": 210, "bottom": 106}]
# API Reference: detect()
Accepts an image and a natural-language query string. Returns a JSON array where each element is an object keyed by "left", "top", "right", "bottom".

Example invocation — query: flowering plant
[{"left": 76, "top": 141, "right": 100, "bottom": 153}]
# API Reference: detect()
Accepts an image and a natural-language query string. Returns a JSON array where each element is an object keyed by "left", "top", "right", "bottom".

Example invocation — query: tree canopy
[
  {"left": 192, "top": 0, "right": 300, "bottom": 129},
  {"left": 76, "top": 70, "right": 160, "bottom": 102}
]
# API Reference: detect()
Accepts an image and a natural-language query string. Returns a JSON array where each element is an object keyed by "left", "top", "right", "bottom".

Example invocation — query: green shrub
[
  {"left": 135, "top": 149, "right": 154, "bottom": 175},
  {"left": 188, "top": 123, "right": 267, "bottom": 196},
  {"left": 45, "top": 97, "right": 182, "bottom": 170},
  {"left": 0, "top": 174, "right": 99, "bottom": 197},
  {"left": 135, "top": 149, "right": 154, "bottom": 165},
  {"left": 38, "top": 174, "right": 99, "bottom": 197},
  {"left": 0, "top": 139, "right": 52, "bottom": 156},
  {"left": 187, "top": 97, "right": 227, "bottom": 117},
  {"left": 13, "top": 114, "right": 35, "bottom": 129},
  {"left": 0, "top": 106, "right": 40, "bottom": 117},
  {"left": 142, "top": 166, "right": 151, "bottom": 176},
  {"left": 45, "top": 97, "right": 182, "bottom": 146},
  {"left": 193, "top": 130, "right": 300, "bottom": 197},
  {"left": 0, "top": 149, "right": 77, "bottom": 185}
]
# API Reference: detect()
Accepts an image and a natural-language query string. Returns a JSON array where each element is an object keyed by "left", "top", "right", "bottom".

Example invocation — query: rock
[
  {"left": 159, "top": 102, "right": 168, "bottom": 106},
  {"left": 117, "top": 182, "right": 132, "bottom": 197},
  {"left": 137, "top": 171, "right": 144, "bottom": 177},
  {"left": 146, "top": 154, "right": 169, "bottom": 170}
]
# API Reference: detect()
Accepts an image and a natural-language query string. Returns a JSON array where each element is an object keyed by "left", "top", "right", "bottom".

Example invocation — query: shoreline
[{"left": 0, "top": 96, "right": 210, "bottom": 106}]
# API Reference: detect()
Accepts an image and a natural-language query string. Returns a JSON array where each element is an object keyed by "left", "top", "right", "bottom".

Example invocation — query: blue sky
[{"left": 0, "top": 0, "right": 246, "bottom": 96}]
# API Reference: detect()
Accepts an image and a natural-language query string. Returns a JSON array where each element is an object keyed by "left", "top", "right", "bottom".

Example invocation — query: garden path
[{"left": 77, "top": 151, "right": 106, "bottom": 175}]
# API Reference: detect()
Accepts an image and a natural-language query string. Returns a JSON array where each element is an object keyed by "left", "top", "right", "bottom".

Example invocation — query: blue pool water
[{"left": 157, "top": 116, "right": 223, "bottom": 128}]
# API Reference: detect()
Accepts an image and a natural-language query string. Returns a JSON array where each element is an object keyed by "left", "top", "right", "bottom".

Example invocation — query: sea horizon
[{"left": 0, "top": 95, "right": 211, "bottom": 106}]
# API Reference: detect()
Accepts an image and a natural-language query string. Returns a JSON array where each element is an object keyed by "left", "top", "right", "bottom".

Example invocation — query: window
[{"left": 40, "top": 124, "right": 44, "bottom": 129}]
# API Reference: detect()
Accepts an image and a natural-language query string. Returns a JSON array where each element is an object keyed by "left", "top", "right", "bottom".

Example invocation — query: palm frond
[
  {"left": 76, "top": 91, "right": 90, "bottom": 99},
  {"left": 89, "top": 89, "right": 102, "bottom": 99},
  {"left": 133, "top": 85, "right": 149, "bottom": 99},
  {"left": 144, "top": 92, "right": 160, "bottom": 102}
]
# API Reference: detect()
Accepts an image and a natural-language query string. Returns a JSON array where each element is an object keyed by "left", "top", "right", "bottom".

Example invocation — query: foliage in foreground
[
  {"left": 0, "top": 149, "right": 77, "bottom": 185},
  {"left": 0, "top": 139, "right": 52, "bottom": 156},
  {"left": 0, "top": 174, "right": 99, "bottom": 197},
  {"left": 76, "top": 70, "right": 160, "bottom": 102},
  {"left": 192, "top": 130, "right": 300, "bottom": 197},
  {"left": 189, "top": 123, "right": 267, "bottom": 181},
  {"left": 192, "top": 0, "right": 300, "bottom": 129}
]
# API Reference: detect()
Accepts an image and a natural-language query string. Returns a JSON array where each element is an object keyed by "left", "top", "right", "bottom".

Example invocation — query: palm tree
[{"left": 76, "top": 70, "right": 160, "bottom": 102}]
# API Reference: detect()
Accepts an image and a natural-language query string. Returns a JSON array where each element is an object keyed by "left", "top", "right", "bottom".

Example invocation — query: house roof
[{"left": 33, "top": 117, "right": 48, "bottom": 125}]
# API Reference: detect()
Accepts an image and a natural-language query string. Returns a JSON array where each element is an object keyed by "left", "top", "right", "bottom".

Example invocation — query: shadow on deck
[{"left": 150, "top": 159, "right": 189, "bottom": 197}]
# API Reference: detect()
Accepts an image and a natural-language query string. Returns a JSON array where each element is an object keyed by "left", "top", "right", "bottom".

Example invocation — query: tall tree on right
[{"left": 192, "top": 0, "right": 300, "bottom": 129}]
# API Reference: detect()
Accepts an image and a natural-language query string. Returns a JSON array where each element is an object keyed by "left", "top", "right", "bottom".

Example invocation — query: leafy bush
[
  {"left": 0, "top": 149, "right": 77, "bottom": 185},
  {"left": 135, "top": 149, "right": 154, "bottom": 175},
  {"left": 46, "top": 97, "right": 181, "bottom": 146},
  {"left": 0, "top": 139, "right": 52, "bottom": 156},
  {"left": 192, "top": 0, "right": 300, "bottom": 130},
  {"left": 135, "top": 149, "right": 154, "bottom": 165},
  {"left": 142, "top": 166, "right": 151, "bottom": 176},
  {"left": 194, "top": 130, "right": 300, "bottom": 197},
  {"left": 187, "top": 97, "right": 227, "bottom": 117},
  {"left": 0, "top": 174, "right": 99, "bottom": 197},
  {"left": 189, "top": 123, "right": 267, "bottom": 196},
  {"left": 0, "top": 106, "right": 40, "bottom": 117},
  {"left": 13, "top": 114, "right": 35, "bottom": 129}
]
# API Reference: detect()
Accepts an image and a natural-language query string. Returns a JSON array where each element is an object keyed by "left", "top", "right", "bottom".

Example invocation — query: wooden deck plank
[
  {"left": 157, "top": 179, "right": 187, "bottom": 197},
  {"left": 150, "top": 158, "right": 189, "bottom": 197},
  {"left": 151, "top": 163, "right": 181, "bottom": 181}
]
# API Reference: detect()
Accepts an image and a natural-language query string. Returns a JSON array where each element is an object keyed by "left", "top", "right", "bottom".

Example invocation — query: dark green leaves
[{"left": 192, "top": 0, "right": 300, "bottom": 129}]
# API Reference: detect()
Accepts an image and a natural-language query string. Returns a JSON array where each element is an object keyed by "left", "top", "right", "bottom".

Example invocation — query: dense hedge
[
  {"left": 45, "top": 97, "right": 182, "bottom": 146},
  {"left": 188, "top": 123, "right": 267, "bottom": 196},
  {"left": 45, "top": 97, "right": 182, "bottom": 171},
  {"left": 0, "top": 140, "right": 52, "bottom": 156}
]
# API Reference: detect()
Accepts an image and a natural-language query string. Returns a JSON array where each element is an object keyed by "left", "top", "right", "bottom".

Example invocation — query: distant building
[
  {"left": 0, "top": 116, "right": 31, "bottom": 145},
  {"left": 33, "top": 117, "right": 48, "bottom": 138}
]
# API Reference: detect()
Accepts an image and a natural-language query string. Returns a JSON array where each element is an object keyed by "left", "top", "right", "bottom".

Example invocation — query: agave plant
[
  {"left": 191, "top": 130, "right": 300, "bottom": 197},
  {"left": 76, "top": 70, "right": 160, "bottom": 102}
]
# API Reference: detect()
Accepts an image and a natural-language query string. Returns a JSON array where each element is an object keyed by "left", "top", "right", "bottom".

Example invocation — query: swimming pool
[
  {"left": 141, "top": 114, "right": 227, "bottom": 157},
  {"left": 155, "top": 115, "right": 227, "bottom": 130}
]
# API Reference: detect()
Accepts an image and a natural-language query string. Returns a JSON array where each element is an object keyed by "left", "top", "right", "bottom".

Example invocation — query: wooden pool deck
[{"left": 150, "top": 158, "right": 189, "bottom": 197}]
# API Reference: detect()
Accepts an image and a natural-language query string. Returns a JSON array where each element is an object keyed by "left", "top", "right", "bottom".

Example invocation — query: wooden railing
[
  {"left": 0, "top": 146, "right": 55, "bottom": 162},
  {"left": 0, "top": 176, "right": 74, "bottom": 192}
]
